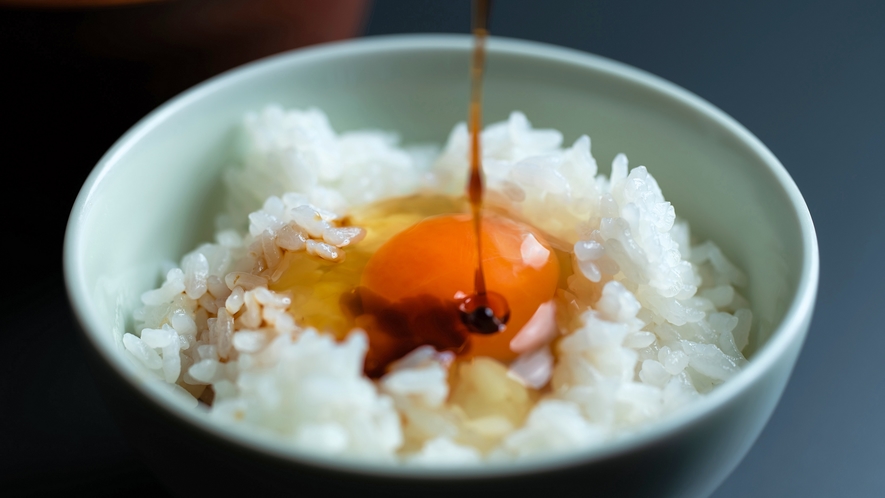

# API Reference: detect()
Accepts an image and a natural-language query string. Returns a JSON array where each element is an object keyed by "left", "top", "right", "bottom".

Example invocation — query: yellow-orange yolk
[{"left": 360, "top": 212, "right": 560, "bottom": 363}]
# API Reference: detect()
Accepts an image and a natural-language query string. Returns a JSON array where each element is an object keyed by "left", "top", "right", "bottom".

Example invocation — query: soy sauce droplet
[
  {"left": 463, "top": 307, "right": 502, "bottom": 335},
  {"left": 459, "top": 290, "right": 510, "bottom": 335}
]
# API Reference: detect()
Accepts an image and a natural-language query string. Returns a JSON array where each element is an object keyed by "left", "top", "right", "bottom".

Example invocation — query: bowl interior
[{"left": 65, "top": 34, "right": 813, "bottom": 472}]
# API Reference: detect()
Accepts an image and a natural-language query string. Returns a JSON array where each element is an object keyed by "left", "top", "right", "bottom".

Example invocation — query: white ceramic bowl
[{"left": 64, "top": 34, "right": 818, "bottom": 497}]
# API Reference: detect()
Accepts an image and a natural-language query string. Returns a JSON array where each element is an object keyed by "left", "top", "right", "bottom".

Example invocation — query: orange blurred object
[
  {"left": 0, "top": 0, "right": 163, "bottom": 6},
  {"left": 361, "top": 213, "right": 560, "bottom": 365},
  {"left": 2, "top": 0, "right": 371, "bottom": 100}
]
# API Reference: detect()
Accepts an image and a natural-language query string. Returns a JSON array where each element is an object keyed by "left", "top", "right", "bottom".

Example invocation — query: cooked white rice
[{"left": 126, "top": 106, "right": 752, "bottom": 464}]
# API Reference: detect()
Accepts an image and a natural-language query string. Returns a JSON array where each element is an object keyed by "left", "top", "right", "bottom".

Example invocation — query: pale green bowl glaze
[{"left": 64, "top": 35, "right": 818, "bottom": 497}]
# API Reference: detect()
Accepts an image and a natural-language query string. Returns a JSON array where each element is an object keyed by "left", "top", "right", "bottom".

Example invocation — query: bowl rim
[{"left": 64, "top": 33, "right": 819, "bottom": 478}]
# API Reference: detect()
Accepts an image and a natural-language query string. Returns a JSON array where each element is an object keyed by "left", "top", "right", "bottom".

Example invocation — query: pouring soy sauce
[
  {"left": 342, "top": 0, "right": 561, "bottom": 378},
  {"left": 458, "top": 0, "right": 511, "bottom": 335}
]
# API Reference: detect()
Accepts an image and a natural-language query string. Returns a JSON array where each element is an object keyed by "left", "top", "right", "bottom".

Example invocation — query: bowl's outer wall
[{"left": 67, "top": 36, "right": 816, "bottom": 497}]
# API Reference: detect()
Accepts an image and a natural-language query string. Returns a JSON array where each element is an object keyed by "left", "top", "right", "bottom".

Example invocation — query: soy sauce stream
[
  {"left": 468, "top": 0, "right": 489, "bottom": 297},
  {"left": 460, "top": 0, "right": 510, "bottom": 335}
]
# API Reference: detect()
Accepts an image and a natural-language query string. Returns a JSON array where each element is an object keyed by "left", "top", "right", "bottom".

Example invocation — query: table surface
[{"left": 3, "top": 1, "right": 884, "bottom": 496}]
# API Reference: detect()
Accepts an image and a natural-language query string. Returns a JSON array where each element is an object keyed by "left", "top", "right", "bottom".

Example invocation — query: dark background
[{"left": 2, "top": 0, "right": 883, "bottom": 496}]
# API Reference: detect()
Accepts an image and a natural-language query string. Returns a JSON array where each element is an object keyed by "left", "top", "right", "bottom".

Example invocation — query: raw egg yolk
[{"left": 360, "top": 212, "right": 559, "bottom": 363}]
